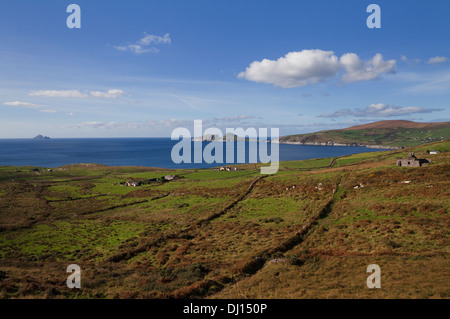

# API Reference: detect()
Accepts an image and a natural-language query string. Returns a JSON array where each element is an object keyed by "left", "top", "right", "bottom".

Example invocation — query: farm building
[
  {"left": 219, "top": 166, "right": 238, "bottom": 171},
  {"left": 124, "top": 181, "right": 143, "bottom": 187},
  {"left": 396, "top": 152, "right": 430, "bottom": 167}
]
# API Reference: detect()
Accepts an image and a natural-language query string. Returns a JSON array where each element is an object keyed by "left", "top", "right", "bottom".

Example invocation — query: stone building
[{"left": 396, "top": 152, "right": 430, "bottom": 167}]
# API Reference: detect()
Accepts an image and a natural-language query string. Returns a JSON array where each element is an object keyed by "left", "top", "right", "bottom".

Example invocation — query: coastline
[
  {"left": 272, "top": 140, "right": 399, "bottom": 150},
  {"left": 0, "top": 138, "right": 395, "bottom": 168}
]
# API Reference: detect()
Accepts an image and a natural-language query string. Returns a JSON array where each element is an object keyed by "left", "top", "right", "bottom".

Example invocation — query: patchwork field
[{"left": 0, "top": 141, "right": 449, "bottom": 299}]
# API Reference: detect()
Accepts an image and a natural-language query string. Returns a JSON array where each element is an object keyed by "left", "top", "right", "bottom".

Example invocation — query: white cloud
[
  {"left": 115, "top": 44, "right": 159, "bottom": 54},
  {"left": 66, "top": 119, "right": 192, "bottom": 130},
  {"left": 90, "top": 89, "right": 125, "bottom": 98},
  {"left": 3, "top": 101, "right": 41, "bottom": 108},
  {"left": 146, "top": 118, "right": 194, "bottom": 128},
  {"left": 340, "top": 53, "right": 396, "bottom": 83},
  {"left": 320, "top": 103, "right": 444, "bottom": 118},
  {"left": 67, "top": 121, "right": 113, "bottom": 129},
  {"left": 400, "top": 55, "right": 422, "bottom": 64},
  {"left": 29, "top": 90, "right": 88, "bottom": 98},
  {"left": 238, "top": 50, "right": 396, "bottom": 88},
  {"left": 115, "top": 33, "right": 171, "bottom": 54},
  {"left": 138, "top": 33, "right": 171, "bottom": 46},
  {"left": 427, "top": 56, "right": 448, "bottom": 64},
  {"left": 28, "top": 89, "right": 126, "bottom": 98},
  {"left": 238, "top": 49, "right": 341, "bottom": 88},
  {"left": 64, "top": 116, "right": 258, "bottom": 131},
  {"left": 4, "top": 101, "right": 56, "bottom": 114}
]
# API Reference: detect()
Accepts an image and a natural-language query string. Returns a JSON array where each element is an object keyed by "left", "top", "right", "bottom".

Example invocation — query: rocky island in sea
[
  {"left": 192, "top": 132, "right": 250, "bottom": 142},
  {"left": 33, "top": 134, "right": 51, "bottom": 140}
]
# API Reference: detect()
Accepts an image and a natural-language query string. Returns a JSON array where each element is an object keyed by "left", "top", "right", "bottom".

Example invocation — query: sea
[{"left": 0, "top": 138, "right": 389, "bottom": 169}]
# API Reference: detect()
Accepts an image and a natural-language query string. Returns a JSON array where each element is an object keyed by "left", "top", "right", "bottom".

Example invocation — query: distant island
[
  {"left": 33, "top": 134, "right": 51, "bottom": 140},
  {"left": 192, "top": 132, "right": 250, "bottom": 142},
  {"left": 274, "top": 120, "right": 450, "bottom": 149}
]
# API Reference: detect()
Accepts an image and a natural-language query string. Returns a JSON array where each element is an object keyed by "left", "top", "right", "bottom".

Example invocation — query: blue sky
[{"left": 1, "top": 0, "right": 449, "bottom": 138}]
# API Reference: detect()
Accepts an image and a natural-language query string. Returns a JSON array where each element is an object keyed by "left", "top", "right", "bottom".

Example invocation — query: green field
[{"left": 0, "top": 141, "right": 449, "bottom": 299}]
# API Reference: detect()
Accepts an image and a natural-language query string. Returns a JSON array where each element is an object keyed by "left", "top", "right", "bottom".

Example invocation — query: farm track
[
  {"left": 46, "top": 194, "right": 108, "bottom": 203},
  {"left": 81, "top": 192, "right": 172, "bottom": 216},
  {"left": 106, "top": 175, "right": 267, "bottom": 263},
  {"left": 195, "top": 175, "right": 267, "bottom": 227},
  {"left": 80, "top": 200, "right": 151, "bottom": 216},
  {"left": 280, "top": 157, "right": 341, "bottom": 171},
  {"left": 0, "top": 191, "right": 172, "bottom": 232},
  {"left": 173, "top": 182, "right": 341, "bottom": 299}
]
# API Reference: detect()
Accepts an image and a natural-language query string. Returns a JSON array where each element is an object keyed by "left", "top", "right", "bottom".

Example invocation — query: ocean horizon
[{"left": 0, "top": 138, "right": 389, "bottom": 169}]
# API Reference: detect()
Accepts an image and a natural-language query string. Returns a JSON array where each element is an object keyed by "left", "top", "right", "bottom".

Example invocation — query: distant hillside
[
  {"left": 342, "top": 120, "right": 449, "bottom": 131},
  {"left": 276, "top": 120, "right": 450, "bottom": 148}
]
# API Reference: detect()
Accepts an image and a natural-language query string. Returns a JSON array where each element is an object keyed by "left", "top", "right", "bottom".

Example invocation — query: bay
[{"left": 0, "top": 138, "right": 388, "bottom": 169}]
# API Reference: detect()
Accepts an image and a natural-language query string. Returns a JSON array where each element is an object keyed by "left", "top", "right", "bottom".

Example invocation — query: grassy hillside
[
  {"left": 279, "top": 120, "right": 450, "bottom": 148},
  {"left": 0, "top": 141, "right": 449, "bottom": 299}
]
